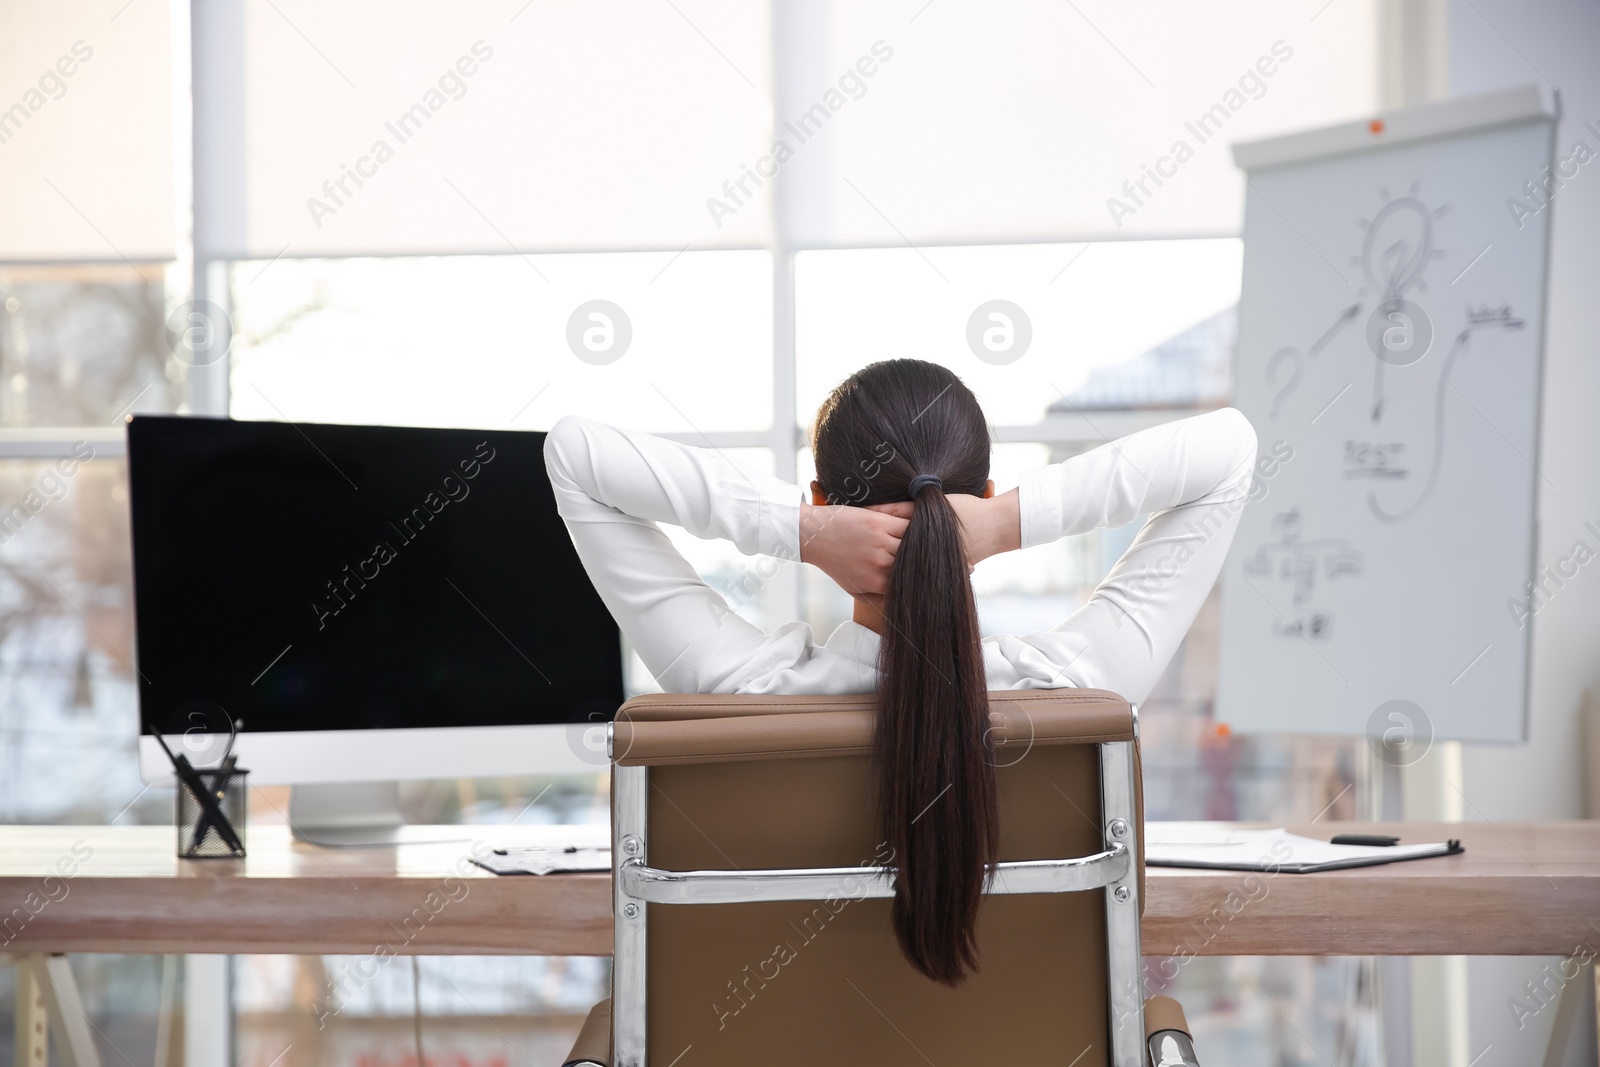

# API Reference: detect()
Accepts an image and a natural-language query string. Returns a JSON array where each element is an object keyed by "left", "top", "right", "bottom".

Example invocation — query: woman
[{"left": 545, "top": 358, "right": 1257, "bottom": 985}]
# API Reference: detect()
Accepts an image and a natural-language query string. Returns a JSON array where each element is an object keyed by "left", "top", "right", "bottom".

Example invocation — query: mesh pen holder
[{"left": 176, "top": 768, "right": 248, "bottom": 859}]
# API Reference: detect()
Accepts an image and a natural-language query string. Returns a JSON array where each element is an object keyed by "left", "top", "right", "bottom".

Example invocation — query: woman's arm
[
  {"left": 978, "top": 407, "right": 1259, "bottom": 704},
  {"left": 544, "top": 416, "right": 805, "bottom": 693}
]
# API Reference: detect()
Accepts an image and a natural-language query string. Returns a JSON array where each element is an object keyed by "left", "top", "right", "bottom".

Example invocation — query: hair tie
[{"left": 907, "top": 473, "right": 943, "bottom": 496}]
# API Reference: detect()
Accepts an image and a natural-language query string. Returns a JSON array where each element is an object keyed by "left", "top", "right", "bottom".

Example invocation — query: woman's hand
[
  {"left": 799, "top": 502, "right": 912, "bottom": 597},
  {"left": 800, "top": 490, "right": 1021, "bottom": 596},
  {"left": 948, "top": 489, "right": 1021, "bottom": 567}
]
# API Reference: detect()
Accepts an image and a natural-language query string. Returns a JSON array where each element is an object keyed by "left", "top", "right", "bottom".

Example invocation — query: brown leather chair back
[{"left": 609, "top": 688, "right": 1144, "bottom": 1066}]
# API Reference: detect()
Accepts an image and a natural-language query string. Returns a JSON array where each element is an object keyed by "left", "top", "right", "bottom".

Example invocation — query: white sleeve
[
  {"left": 988, "top": 407, "right": 1258, "bottom": 705},
  {"left": 543, "top": 416, "right": 807, "bottom": 694}
]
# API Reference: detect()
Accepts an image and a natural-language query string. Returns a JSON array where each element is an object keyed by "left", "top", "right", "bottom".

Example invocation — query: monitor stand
[{"left": 287, "top": 782, "right": 476, "bottom": 848}]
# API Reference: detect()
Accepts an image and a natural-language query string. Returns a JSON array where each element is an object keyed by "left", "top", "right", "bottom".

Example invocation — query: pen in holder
[
  {"left": 148, "top": 720, "right": 248, "bottom": 860},
  {"left": 177, "top": 766, "right": 249, "bottom": 859}
]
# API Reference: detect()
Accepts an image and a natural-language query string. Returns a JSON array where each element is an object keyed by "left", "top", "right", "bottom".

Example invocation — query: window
[
  {"left": 796, "top": 0, "right": 1379, "bottom": 242},
  {"left": 0, "top": 3, "right": 177, "bottom": 261},
  {"left": 795, "top": 239, "right": 1244, "bottom": 425},
  {"left": 215, "top": 0, "right": 773, "bottom": 255},
  {"left": 228, "top": 251, "right": 774, "bottom": 434},
  {"left": 1, "top": 0, "right": 1394, "bottom": 1062},
  {"left": 0, "top": 266, "right": 182, "bottom": 426}
]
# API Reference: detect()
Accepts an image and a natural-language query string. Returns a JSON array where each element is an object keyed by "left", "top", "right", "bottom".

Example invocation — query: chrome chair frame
[{"left": 605, "top": 710, "right": 1147, "bottom": 1067}]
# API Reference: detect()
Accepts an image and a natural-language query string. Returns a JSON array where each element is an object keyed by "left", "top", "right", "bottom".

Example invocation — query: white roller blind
[
  {"left": 0, "top": 1, "right": 176, "bottom": 261},
  {"left": 229, "top": 251, "right": 774, "bottom": 433},
  {"left": 796, "top": 239, "right": 1242, "bottom": 426},
  {"left": 782, "top": 0, "right": 1378, "bottom": 245},
  {"left": 219, "top": 0, "right": 772, "bottom": 257}
]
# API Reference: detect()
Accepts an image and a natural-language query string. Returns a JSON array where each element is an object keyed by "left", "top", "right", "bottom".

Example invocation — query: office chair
[{"left": 564, "top": 688, "right": 1201, "bottom": 1066}]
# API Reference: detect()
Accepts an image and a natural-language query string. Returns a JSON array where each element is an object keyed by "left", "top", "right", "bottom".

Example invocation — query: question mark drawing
[{"left": 1266, "top": 347, "right": 1304, "bottom": 421}]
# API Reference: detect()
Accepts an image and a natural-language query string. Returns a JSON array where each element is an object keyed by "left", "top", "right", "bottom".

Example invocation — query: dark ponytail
[{"left": 812, "top": 359, "right": 997, "bottom": 986}]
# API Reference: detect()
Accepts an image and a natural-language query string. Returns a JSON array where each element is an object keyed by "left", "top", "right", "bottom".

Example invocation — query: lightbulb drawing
[
  {"left": 1253, "top": 179, "right": 1524, "bottom": 529},
  {"left": 1357, "top": 183, "right": 1450, "bottom": 422},
  {"left": 1350, "top": 183, "right": 1523, "bottom": 524}
]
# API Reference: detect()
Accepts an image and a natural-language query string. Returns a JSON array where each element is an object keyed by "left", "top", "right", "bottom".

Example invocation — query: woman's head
[
  {"left": 812, "top": 359, "right": 991, "bottom": 507},
  {"left": 811, "top": 359, "right": 998, "bottom": 986}
]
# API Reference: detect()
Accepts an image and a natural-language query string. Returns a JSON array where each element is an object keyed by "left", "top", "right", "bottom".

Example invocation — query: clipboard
[{"left": 1145, "top": 826, "right": 1463, "bottom": 873}]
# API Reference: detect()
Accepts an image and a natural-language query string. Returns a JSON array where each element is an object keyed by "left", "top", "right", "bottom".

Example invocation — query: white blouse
[{"left": 544, "top": 407, "right": 1257, "bottom": 707}]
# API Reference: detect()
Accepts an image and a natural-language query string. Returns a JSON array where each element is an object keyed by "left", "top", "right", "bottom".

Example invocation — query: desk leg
[
  {"left": 26, "top": 954, "right": 102, "bottom": 1067},
  {"left": 13, "top": 956, "right": 47, "bottom": 1067},
  {"left": 153, "top": 954, "right": 179, "bottom": 1067},
  {"left": 1412, "top": 956, "right": 1469, "bottom": 1067},
  {"left": 1382, "top": 956, "right": 1412, "bottom": 1066},
  {"left": 1540, "top": 960, "right": 1597, "bottom": 1067},
  {"left": 184, "top": 955, "right": 233, "bottom": 1067}
]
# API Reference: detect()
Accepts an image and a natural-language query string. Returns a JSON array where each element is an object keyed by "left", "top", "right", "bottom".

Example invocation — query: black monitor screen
[{"left": 127, "top": 416, "right": 624, "bottom": 737}]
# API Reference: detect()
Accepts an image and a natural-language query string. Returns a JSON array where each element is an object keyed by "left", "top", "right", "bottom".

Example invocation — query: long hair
[{"left": 811, "top": 358, "right": 997, "bottom": 985}]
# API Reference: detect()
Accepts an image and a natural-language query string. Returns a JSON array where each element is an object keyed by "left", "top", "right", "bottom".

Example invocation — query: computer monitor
[{"left": 128, "top": 415, "right": 625, "bottom": 842}]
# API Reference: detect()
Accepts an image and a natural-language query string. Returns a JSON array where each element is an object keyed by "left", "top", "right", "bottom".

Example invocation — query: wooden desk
[
  {"left": 1142, "top": 821, "right": 1600, "bottom": 957},
  {"left": 0, "top": 824, "right": 611, "bottom": 958},
  {"left": 2, "top": 821, "right": 1595, "bottom": 957}
]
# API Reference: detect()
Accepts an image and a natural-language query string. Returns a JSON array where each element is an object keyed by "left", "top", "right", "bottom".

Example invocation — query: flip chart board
[{"left": 1217, "top": 86, "right": 1556, "bottom": 742}]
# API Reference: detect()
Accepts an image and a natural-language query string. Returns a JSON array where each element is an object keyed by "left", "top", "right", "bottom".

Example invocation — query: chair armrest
[
  {"left": 563, "top": 998, "right": 612, "bottom": 1067},
  {"left": 1145, "top": 995, "right": 1200, "bottom": 1066}
]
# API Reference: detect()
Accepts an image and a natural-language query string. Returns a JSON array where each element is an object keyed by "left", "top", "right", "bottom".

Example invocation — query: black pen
[
  {"left": 188, "top": 754, "right": 240, "bottom": 854},
  {"left": 188, "top": 719, "right": 245, "bottom": 854},
  {"left": 149, "top": 726, "right": 246, "bottom": 856},
  {"left": 218, "top": 718, "right": 242, "bottom": 767}
]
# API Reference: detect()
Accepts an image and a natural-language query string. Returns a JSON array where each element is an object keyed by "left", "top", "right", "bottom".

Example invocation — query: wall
[{"left": 1450, "top": 1, "right": 1600, "bottom": 1064}]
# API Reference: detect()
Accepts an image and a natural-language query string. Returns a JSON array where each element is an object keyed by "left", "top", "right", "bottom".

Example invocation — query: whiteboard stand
[{"left": 1218, "top": 85, "right": 1557, "bottom": 746}]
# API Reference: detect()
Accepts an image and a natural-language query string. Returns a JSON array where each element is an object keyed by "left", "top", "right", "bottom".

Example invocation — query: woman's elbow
[
  {"left": 542, "top": 415, "right": 590, "bottom": 486},
  {"left": 1217, "top": 407, "right": 1259, "bottom": 476},
  {"left": 1218, "top": 406, "right": 1258, "bottom": 456},
  {"left": 1205, "top": 407, "right": 1259, "bottom": 502}
]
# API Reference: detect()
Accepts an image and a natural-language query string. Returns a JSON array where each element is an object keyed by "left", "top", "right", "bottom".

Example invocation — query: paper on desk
[
  {"left": 1146, "top": 827, "right": 1462, "bottom": 873},
  {"left": 471, "top": 845, "right": 612, "bottom": 876}
]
